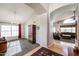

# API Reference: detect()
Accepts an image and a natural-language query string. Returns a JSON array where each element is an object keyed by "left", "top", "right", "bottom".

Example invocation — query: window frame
[{"left": 0, "top": 24, "right": 19, "bottom": 37}]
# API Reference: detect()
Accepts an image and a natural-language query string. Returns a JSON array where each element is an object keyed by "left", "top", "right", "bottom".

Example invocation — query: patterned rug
[{"left": 31, "top": 47, "right": 63, "bottom": 56}]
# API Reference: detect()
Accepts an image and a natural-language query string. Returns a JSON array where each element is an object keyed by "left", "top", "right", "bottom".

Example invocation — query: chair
[
  {"left": 53, "top": 32, "right": 61, "bottom": 40},
  {"left": 0, "top": 37, "right": 7, "bottom": 53}
]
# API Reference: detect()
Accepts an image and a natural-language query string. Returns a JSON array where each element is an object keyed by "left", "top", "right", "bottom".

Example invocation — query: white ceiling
[
  {"left": 50, "top": 3, "right": 77, "bottom": 22},
  {"left": 41, "top": 3, "right": 49, "bottom": 11},
  {"left": 0, "top": 3, "right": 77, "bottom": 24},
  {"left": 49, "top": 3, "right": 71, "bottom": 13},
  {"left": 0, "top": 3, "right": 34, "bottom": 24},
  {"left": 25, "top": 3, "right": 46, "bottom": 15}
]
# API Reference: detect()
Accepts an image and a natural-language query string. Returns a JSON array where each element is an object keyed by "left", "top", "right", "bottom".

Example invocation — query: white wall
[
  {"left": 75, "top": 4, "right": 79, "bottom": 49},
  {"left": 48, "top": 20, "right": 54, "bottom": 45},
  {"left": 25, "top": 13, "right": 48, "bottom": 48},
  {"left": 37, "top": 13, "right": 48, "bottom": 48}
]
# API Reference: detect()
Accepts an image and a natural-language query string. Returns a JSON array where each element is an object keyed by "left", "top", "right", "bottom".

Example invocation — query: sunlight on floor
[
  {"left": 54, "top": 40, "right": 75, "bottom": 48},
  {"left": 60, "top": 41, "right": 75, "bottom": 48},
  {"left": 5, "top": 40, "right": 22, "bottom": 56}
]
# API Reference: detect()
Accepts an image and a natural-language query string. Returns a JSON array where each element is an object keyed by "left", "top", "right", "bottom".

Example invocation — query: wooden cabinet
[{"left": 28, "top": 25, "right": 36, "bottom": 44}]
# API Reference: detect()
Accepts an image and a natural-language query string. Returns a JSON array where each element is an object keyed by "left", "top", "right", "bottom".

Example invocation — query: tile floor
[{"left": 1, "top": 39, "right": 39, "bottom": 56}]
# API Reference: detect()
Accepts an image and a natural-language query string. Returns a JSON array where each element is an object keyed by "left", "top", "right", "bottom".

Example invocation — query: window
[
  {"left": 1, "top": 25, "right": 11, "bottom": 37},
  {"left": 60, "top": 27, "right": 75, "bottom": 33},
  {"left": 12, "top": 25, "right": 18, "bottom": 36},
  {"left": 1, "top": 25, "right": 19, "bottom": 37},
  {"left": 71, "top": 27, "right": 75, "bottom": 33}
]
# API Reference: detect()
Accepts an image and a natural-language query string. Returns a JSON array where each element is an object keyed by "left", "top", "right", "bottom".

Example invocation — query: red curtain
[{"left": 18, "top": 24, "right": 21, "bottom": 38}]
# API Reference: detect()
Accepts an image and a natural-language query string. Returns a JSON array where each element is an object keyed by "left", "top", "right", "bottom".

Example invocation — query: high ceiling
[
  {"left": 0, "top": 3, "right": 34, "bottom": 24},
  {"left": 0, "top": 3, "right": 47, "bottom": 24},
  {"left": 50, "top": 3, "right": 77, "bottom": 22},
  {"left": 25, "top": 3, "right": 47, "bottom": 15},
  {"left": 0, "top": 3, "right": 76, "bottom": 24},
  {"left": 49, "top": 3, "right": 71, "bottom": 13}
]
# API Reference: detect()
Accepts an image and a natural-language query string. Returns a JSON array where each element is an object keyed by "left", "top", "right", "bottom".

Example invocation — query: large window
[
  {"left": 12, "top": 25, "right": 18, "bottom": 36},
  {"left": 1, "top": 25, "right": 11, "bottom": 37},
  {"left": 1, "top": 25, "right": 19, "bottom": 37},
  {"left": 61, "top": 17, "right": 76, "bottom": 33},
  {"left": 60, "top": 27, "right": 75, "bottom": 33}
]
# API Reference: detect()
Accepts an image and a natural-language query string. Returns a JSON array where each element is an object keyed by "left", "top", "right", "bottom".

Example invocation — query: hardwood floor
[
  {"left": 48, "top": 41, "right": 68, "bottom": 56},
  {"left": 48, "top": 40, "right": 79, "bottom": 56},
  {"left": 68, "top": 47, "right": 79, "bottom": 56}
]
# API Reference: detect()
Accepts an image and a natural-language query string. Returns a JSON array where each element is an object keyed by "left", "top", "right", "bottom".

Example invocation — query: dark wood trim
[
  {"left": 18, "top": 24, "right": 21, "bottom": 38},
  {"left": 28, "top": 25, "right": 36, "bottom": 44}
]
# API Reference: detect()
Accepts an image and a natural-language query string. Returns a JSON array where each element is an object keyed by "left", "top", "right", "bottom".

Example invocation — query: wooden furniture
[
  {"left": 28, "top": 25, "right": 36, "bottom": 44},
  {"left": 61, "top": 32, "right": 76, "bottom": 39},
  {"left": 0, "top": 37, "right": 7, "bottom": 53},
  {"left": 68, "top": 47, "right": 79, "bottom": 56}
]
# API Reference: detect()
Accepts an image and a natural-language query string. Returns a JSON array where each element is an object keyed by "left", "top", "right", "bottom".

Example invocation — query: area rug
[{"left": 31, "top": 47, "right": 63, "bottom": 56}]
